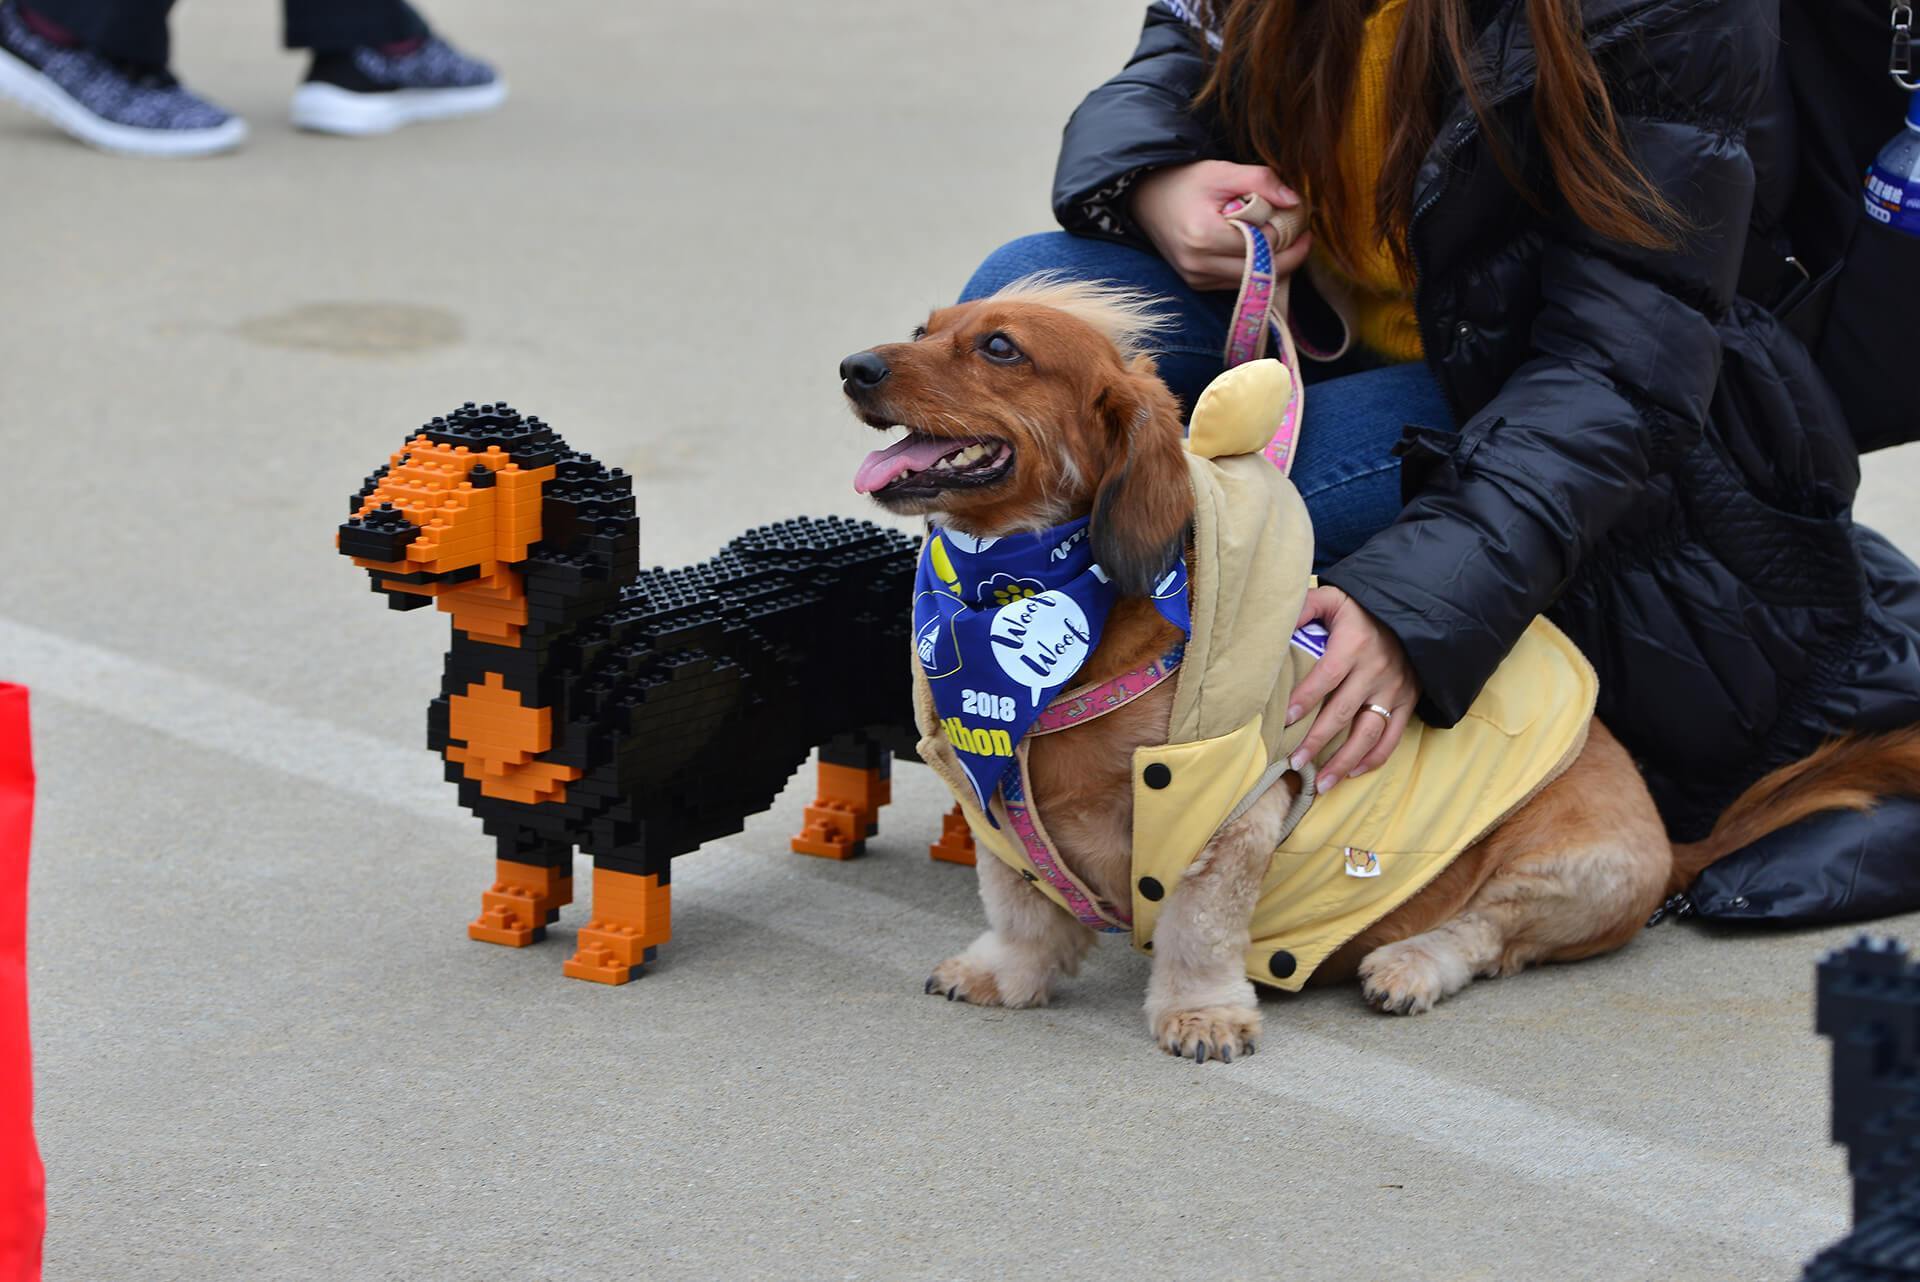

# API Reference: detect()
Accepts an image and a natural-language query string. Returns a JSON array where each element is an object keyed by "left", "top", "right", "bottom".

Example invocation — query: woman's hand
[
  {"left": 1285, "top": 586, "right": 1421, "bottom": 794},
  {"left": 1129, "top": 160, "right": 1313, "bottom": 292}
]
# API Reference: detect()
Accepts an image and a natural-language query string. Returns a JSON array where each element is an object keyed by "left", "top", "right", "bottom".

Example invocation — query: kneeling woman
[{"left": 960, "top": 0, "right": 1920, "bottom": 921}]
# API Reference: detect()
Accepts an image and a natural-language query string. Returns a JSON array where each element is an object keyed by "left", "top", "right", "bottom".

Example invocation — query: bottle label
[{"left": 1864, "top": 162, "right": 1920, "bottom": 236}]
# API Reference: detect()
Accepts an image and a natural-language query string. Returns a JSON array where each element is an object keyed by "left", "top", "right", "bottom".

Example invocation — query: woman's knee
[
  {"left": 958, "top": 231, "right": 1183, "bottom": 303},
  {"left": 961, "top": 233, "right": 1093, "bottom": 301},
  {"left": 955, "top": 231, "right": 1228, "bottom": 413}
]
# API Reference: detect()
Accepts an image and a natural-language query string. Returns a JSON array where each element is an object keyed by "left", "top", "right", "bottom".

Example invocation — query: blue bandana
[{"left": 914, "top": 517, "right": 1191, "bottom": 818}]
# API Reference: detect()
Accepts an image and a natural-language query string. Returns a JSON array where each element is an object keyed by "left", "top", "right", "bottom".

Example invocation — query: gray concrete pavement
[{"left": 6, "top": 1, "right": 1920, "bottom": 1277}]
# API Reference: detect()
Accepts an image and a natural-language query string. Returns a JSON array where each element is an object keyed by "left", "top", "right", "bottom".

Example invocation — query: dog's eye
[
  {"left": 910, "top": 326, "right": 927, "bottom": 341},
  {"left": 978, "top": 332, "right": 1024, "bottom": 364}
]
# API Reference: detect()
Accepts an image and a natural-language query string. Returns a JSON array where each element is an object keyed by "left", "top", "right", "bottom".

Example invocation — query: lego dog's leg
[
  {"left": 469, "top": 836, "right": 574, "bottom": 947},
  {"left": 928, "top": 804, "right": 977, "bottom": 866},
  {"left": 791, "top": 732, "right": 892, "bottom": 860},
  {"left": 564, "top": 858, "right": 670, "bottom": 985}
]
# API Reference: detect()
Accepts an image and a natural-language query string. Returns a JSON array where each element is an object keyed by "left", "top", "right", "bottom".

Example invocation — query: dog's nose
[
  {"left": 338, "top": 502, "right": 421, "bottom": 562},
  {"left": 839, "top": 351, "right": 891, "bottom": 390}
]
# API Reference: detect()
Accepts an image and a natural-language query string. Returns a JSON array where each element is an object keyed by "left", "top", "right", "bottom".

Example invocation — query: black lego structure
[
  {"left": 337, "top": 402, "right": 923, "bottom": 982},
  {"left": 1807, "top": 937, "right": 1920, "bottom": 1279}
]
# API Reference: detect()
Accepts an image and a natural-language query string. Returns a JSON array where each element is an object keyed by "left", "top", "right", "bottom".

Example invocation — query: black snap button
[
  {"left": 1270, "top": 950, "right": 1297, "bottom": 979},
  {"left": 1138, "top": 876, "right": 1164, "bottom": 902},
  {"left": 1143, "top": 763, "right": 1172, "bottom": 790},
  {"left": 1454, "top": 321, "right": 1474, "bottom": 340},
  {"left": 1728, "top": 895, "right": 1749, "bottom": 910}
]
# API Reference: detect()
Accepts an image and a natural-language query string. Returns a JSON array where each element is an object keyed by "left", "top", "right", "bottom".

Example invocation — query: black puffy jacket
[{"left": 1052, "top": 0, "right": 1920, "bottom": 923}]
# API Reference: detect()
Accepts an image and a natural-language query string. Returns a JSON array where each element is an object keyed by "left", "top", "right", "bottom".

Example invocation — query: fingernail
[
  {"left": 1222, "top": 197, "right": 1247, "bottom": 215},
  {"left": 1289, "top": 750, "right": 1305, "bottom": 772},
  {"left": 1285, "top": 704, "right": 1302, "bottom": 726},
  {"left": 1321, "top": 774, "right": 1340, "bottom": 793},
  {"left": 1275, "top": 186, "right": 1301, "bottom": 206},
  {"left": 1350, "top": 766, "right": 1368, "bottom": 779}
]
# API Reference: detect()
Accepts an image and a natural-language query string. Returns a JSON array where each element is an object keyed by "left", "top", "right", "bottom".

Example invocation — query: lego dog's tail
[{"left": 1667, "top": 727, "right": 1920, "bottom": 894}]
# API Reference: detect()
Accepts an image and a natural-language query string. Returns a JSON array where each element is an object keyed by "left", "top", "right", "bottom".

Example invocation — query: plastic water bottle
[{"left": 1865, "top": 89, "right": 1920, "bottom": 238}]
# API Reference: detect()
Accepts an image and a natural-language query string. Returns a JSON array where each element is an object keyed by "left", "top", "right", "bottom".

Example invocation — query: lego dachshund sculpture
[{"left": 336, "top": 402, "right": 966, "bottom": 983}]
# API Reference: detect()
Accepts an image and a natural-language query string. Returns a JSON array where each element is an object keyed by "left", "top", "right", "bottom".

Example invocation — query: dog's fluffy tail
[{"left": 1667, "top": 728, "right": 1920, "bottom": 894}]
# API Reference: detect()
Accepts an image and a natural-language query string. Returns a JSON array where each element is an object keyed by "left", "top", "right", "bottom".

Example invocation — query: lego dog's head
[{"left": 338, "top": 403, "right": 636, "bottom": 644}]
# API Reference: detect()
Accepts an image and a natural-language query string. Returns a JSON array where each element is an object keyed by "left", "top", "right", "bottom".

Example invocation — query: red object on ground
[{"left": 0, "top": 685, "right": 42, "bottom": 1281}]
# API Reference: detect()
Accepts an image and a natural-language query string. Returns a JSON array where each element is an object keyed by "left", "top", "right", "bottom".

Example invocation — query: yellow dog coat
[{"left": 912, "top": 362, "right": 1597, "bottom": 990}]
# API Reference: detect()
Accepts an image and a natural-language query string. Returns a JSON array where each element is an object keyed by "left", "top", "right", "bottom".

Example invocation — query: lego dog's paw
[{"left": 1153, "top": 1005, "right": 1260, "bottom": 1064}]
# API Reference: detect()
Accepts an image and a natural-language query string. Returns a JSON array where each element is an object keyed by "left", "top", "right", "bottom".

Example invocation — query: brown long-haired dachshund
[{"left": 842, "top": 279, "right": 1920, "bottom": 1061}]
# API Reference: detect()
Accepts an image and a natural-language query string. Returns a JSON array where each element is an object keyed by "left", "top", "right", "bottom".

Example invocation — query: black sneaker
[
  {"left": 0, "top": 0, "right": 245, "bottom": 156},
  {"left": 291, "top": 35, "right": 505, "bottom": 137}
]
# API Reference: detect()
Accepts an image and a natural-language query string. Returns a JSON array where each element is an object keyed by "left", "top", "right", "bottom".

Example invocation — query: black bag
[{"left": 1771, "top": 0, "right": 1920, "bottom": 453}]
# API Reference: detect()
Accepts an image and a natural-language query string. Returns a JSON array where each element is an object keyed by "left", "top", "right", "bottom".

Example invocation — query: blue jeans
[{"left": 961, "top": 232, "right": 1456, "bottom": 570}]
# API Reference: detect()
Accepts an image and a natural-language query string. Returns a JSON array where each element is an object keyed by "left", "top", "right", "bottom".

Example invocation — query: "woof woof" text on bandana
[{"left": 914, "top": 517, "right": 1190, "bottom": 818}]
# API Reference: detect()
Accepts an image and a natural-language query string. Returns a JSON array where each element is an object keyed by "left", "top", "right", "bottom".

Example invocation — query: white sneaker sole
[
  {"left": 0, "top": 41, "right": 245, "bottom": 157},
  {"left": 290, "top": 79, "right": 507, "bottom": 136}
]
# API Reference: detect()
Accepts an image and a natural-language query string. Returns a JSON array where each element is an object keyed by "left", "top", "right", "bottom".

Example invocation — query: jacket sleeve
[
  {"left": 1322, "top": 11, "right": 1772, "bottom": 727},
  {"left": 1051, "top": 3, "right": 1226, "bottom": 247}
]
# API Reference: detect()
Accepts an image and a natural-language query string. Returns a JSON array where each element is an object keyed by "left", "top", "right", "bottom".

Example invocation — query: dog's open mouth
[{"left": 854, "top": 427, "right": 1014, "bottom": 499}]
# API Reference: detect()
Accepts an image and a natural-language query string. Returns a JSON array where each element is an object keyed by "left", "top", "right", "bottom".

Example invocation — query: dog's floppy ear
[{"left": 1088, "top": 359, "right": 1194, "bottom": 598}]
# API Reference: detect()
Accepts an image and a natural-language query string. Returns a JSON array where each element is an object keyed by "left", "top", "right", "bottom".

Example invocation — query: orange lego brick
[
  {"left": 564, "top": 869, "right": 669, "bottom": 984},
  {"left": 445, "top": 675, "right": 580, "bottom": 803},
  {"left": 468, "top": 860, "right": 575, "bottom": 946},
  {"left": 791, "top": 800, "right": 863, "bottom": 859},
  {"left": 930, "top": 804, "right": 977, "bottom": 866},
  {"left": 791, "top": 761, "right": 889, "bottom": 858}
]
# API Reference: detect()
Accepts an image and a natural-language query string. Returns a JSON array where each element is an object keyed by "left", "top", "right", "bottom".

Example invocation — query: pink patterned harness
[{"left": 997, "top": 644, "right": 1185, "bottom": 933}]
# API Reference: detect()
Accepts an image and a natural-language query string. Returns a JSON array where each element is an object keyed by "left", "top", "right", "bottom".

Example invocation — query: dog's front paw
[
  {"left": 924, "top": 952, "right": 1053, "bottom": 1008},
  {"left": 925, "top": 955, "right": 1010, "bottom": 1006},
  {"left": 1153, "top": 1005, "right": 1260, "bottom": 1064}
]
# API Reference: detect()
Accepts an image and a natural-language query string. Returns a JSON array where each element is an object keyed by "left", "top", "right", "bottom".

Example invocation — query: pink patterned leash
[{"left": 1222, "top": 193, "right": 1312, "bottom": 475}]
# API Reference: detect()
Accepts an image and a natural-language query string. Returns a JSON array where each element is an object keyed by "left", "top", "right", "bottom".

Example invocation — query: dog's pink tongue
[{"left": 854, "top": 434, "right": 958, "bottom": 494}]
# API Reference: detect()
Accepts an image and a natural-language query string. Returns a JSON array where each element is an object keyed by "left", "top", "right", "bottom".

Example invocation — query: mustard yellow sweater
[{"left": 1315, "top": 0, "right": 1423, "bottom": 362}]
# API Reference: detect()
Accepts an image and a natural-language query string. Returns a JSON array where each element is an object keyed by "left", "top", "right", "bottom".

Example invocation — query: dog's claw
[
  {"left": 946, "top": 987, "right": 960, "bottom": 1001},
  {"left": 1244, "top": 1040, "right": 1256, "bottom": 1057},
  {"left": 1153, "top": 1007, "right": 1259, "bottom": 1066},
  {"left": 924, "top": 976, "right": 936, "bottom": 994}
]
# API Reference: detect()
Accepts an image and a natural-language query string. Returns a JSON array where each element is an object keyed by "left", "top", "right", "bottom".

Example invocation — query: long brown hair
[{"left": 1194, "top": 0, "right": 1679, "bottom": 274}]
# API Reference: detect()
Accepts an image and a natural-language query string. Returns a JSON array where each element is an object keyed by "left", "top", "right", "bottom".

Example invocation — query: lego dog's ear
[
  {"left": 521, "top": 448, "right": 640, "bottom": 605},
  {"left": 1088, "top": 358, "right": 1193, "bottom": 598}
]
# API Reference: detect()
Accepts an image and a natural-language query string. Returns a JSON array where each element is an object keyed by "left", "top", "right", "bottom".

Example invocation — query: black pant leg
[
  {"left": 25, "top": 0, "right": 175, "bottom": 65},
  {"left": 282, "top": 0, "right": 424, "bottom": 52}
]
